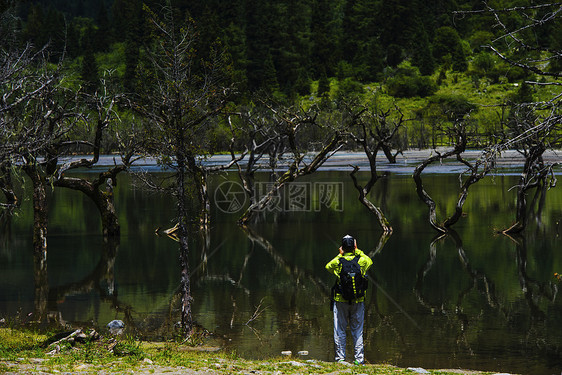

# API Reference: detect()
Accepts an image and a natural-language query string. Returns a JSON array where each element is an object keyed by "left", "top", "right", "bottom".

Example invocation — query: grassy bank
[{"left": 0, "top": 327, "right": 504, "bottom": 375}]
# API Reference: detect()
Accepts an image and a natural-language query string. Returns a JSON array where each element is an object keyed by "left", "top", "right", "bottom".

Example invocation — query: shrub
[
  {"left": 386, "top": 62, "right": 437, "bottom": 98},
  {"left": 426, "top": 93, "right": 478, "bottom": 121},
  {"left": 336, "top": 77, "right": 364, "bottom": 99}
]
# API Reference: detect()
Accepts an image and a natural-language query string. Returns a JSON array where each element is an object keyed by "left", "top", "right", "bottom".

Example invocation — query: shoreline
[
  {"left": 0, "top": 327, "right": 518, "bottom": 374},
  {"left": 59, "top": 149, "right": 562, "bottom": 174}
]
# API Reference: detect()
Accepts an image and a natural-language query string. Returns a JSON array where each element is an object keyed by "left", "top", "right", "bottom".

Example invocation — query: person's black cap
[{"left": 342, "top": 235, "right": 355, "bottom": 251}]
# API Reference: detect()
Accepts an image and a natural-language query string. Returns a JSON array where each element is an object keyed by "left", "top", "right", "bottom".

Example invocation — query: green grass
[
  {"left": 0, "top": 327, "right": 47, "bottom": 359},
  {"left": 0, "top": 328, "right": 499, "bottom": 374}
]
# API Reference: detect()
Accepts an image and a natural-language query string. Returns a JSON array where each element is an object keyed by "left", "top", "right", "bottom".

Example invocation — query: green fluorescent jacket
[{"left": 325, "top": 248, "right": 373, "bottom": 303}]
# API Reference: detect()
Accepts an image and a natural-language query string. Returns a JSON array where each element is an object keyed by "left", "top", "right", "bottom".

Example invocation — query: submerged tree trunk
[
  {"left": 348, "top": 106, "right": 403, "bottom": 233},
  {"left": 502, "top": 144, "right": 553, "bottom": 234},
  {"left": 0, "top": 164, "right": 18, "bottom": 209},
  {"left": 188, "top": 158, "right": 210, "bottom": 232},
  {"left": 24, "top": 164, "right": 49, "bottom": 322},
  {"left": 238, "top": 132, "right": 343, "bottom": 226},
  {"left": 413, "top": 155, "right": 451, "bottom": 233},
  {"left": 349, "top": 166, "right": 392, "bottom": 234},
  {"left": 176, "top": 152, "right": 193, "bottom": 337},
  {"left": 54, "top": 174, "right": 121, "bottom": 237},
  {"left": 413, "top": 125, "right": 492, "bottom": 233}
]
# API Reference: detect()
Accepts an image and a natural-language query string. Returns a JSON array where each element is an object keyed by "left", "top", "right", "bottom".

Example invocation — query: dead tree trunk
[
  {"left": 176, "top": 151, "right": 193, "bottom": 337},
  {"left": 350, "top": 166, "right": 392, "bottom": 233},
  {"left": 413, "top": 123, "right": 493, "bottom": 233},
  {"left": 54, "top": 174, "right": 121, "bottom": 237},
  {"left": 0, "top": 164, "right": 18, "bottom": 210},
  {"left": 228, "top": 113, "right": 278, "bottom": 210},
  {"left": 413, "top": 149, "right": 458, "bottom": 233},
  {"left": 348, "top": 106, "right": 402, "bottom": 234},
  {"left": 238, "top": 132, "right": 343, "bottom": 226},
  {"left": 502, "top": 144, "right": 556, "bottom": 234},
  {"left": 237, "top": 102, "right": 363, "bottom": 226},
  {"left": 23, "top": 162, "right": 49, "bottom": 322}
]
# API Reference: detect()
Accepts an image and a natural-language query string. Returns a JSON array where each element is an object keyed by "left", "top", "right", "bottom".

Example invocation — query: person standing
[{"left": 325, "top": 234, "right": 373, "bottom": 365}]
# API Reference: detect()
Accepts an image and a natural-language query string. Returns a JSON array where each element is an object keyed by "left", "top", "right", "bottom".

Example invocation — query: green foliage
[
  {"left": 469, "top": 30, "right": 494, "bottom": 52},
  {"left": 386, "top": 61, "right": 437, "bottom": 98},
  {"left": 471, "top": 52, "right": 495, "bottom": 78},
  {"left": 80, "top": 24, "right": 99, "bottom": 92},
  {"left": 336, "top": 77, "right": 364, "bottom": 100},
  {"left": 411, "top": 27, "right": 435, "bottom": 76},
  {"left": 5, "top": 0, "right": 562, "bottom": 153},
  {"left": 317, "top": 71, "right": 330, "bottom": 97},
  {"left": 112, "top": 337, "right": 144, "bottom": 360},
  {"left": 509, "top": 81, "right": 535, "bottom": 104},
  {"left": 433, "top": 27, "right": 461, "bottom": 64},
  {"left": 0, "top": 328, "right": 46, "bottom": 354},
  {"left": 386, "top": 44, "right": 403, "bottom": 68},
  {"left": 425, "top": 93, "right": 478, "bottom": 122}
]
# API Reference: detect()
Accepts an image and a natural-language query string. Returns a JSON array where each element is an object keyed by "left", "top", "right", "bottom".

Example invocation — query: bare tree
[
  {"left": 236, "top": 101, "right": 360, "bottom": 226},
  {"left": 498, "top": 104, "right": 558, "bottom": 234},
  {"left": 455, "top": 2, "right": 562, "bottom": 233},
  {"left": 0, "top": 43, "right": 79, "bottom": 321},
  {"left": 138, "top": 4, "right": 236, "bottom": 337},
  {"left": 228, "top": 103, "right": 287, "bottom": 211},
  {"left": 51, "top": 77, "right": 141, "bottom": 238},
  {"left": 413, "top": 120, "right": 494, "bottom": 233},
  {"left": 349, "top": 105, "right": 404, "bottom": 234}
]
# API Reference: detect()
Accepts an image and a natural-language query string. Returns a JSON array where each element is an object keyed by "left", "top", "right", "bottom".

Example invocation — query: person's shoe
[{"left": 353, "top": 360, "right": 364, "bottom": 366}]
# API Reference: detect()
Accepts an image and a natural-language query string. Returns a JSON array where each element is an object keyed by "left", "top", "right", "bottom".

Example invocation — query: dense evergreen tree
[
  {"left": 410, "top": 26, "right": 435, "bottom": 76},
  {"left": 386, "top": 44, "right": 403, "bottom": 68},
  {"left": 548, "top": 17, "right": 562, "bottom": 73},
  {"left": 12, "top": 0, "right": 555, "bottom": 97},
  {"left": 81, "top": 24, "right": 99, "bottom": 92},
  {"left": 65, "top": 20, "right": 80, "bottom": 58},
  {"left": 433, "top": 26, "right": 464, "bottom": 67},
  {"left": 349, "top": 0, "right": 383, "bottom": 81},
  {"left": 310, "top": 0, "right": 340, "bottom": 78},
  {"left": 43, "top": 6, "right": 65, "bottom": 56},
  {"left": 94, "top": 0, "right": 111, "bottom": 52},
  {"left": 317, "top": 68, "right": 330, "bottom": 97},
  {"left": 113, "top": 0, "right": 143, "bottom": 92},
  {"left": 0, "top": 0, "right": 18, "bottom": 49},
  {"left": 451, "top": 42, "right": 468, "bottom": 72},
  {"left": 245, "top": 0, "right": 276, "bottom": 92},
  {"left": 222, "top": 20, "right": 248, "bottom": 91},
  {"left": 23, "top": 4, "right": 45, "bottom": 46},
  {"left": 341, "top": 0, "right": 360, "bottom": 65},
  {"left": 271, "top": 0, "right": 312, "bottom": 96}
]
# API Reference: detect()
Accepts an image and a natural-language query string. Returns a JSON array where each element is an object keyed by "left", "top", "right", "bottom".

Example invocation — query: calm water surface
[{"left": 1, "top": 169, "right": 562, "bottom": 375}]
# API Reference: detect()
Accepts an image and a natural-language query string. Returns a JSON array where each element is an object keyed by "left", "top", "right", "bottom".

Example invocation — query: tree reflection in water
[{"left": 4, "top": 171, "right": 562, "bottom": 374}]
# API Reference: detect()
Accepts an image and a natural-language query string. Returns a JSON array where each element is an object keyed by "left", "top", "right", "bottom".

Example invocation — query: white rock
[
  {"left": 107, "top": 319, "right": 125, "bottom": 335},
  {"left": 280, "top": 361, "right": 305, "bottom": 367},
  {"left": 407, "top": 367, "right": 430, "bottom": 374}
]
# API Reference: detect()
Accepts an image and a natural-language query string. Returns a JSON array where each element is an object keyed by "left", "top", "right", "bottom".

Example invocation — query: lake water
[{"left": 1, "top": 166, "right": 561, "bottom": 375}]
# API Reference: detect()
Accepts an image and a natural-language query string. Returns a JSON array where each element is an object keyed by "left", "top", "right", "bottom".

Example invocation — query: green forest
[
  {"left": 5, "top": 0, "right": 562, "bottom": 152},
  {"left": 13, "top": 0, "right": 562, "bottom": 92}
]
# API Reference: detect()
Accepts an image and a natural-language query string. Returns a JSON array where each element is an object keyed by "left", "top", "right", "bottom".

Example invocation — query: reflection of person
[{"left": 325, "top": 235, "right": 373, "bottom": 365}]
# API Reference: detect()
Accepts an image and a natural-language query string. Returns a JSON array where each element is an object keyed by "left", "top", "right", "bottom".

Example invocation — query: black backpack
[{"left": 334, "top": 255, "right": 368, "bottom": 303}]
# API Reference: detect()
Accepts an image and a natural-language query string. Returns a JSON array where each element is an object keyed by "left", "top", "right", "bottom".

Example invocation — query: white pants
[{"left": 333, "top": 301, "right": 365, "bottom": 363}]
